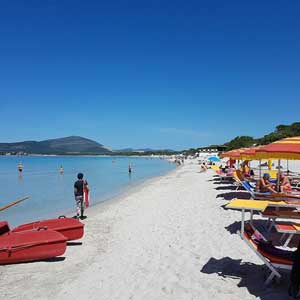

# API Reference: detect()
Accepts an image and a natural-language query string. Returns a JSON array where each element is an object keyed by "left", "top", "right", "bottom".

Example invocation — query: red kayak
[
  {"left": 12, "top": 216, "right": 84, "bottom": 241},
  {"left": 0, "top": 221, "right": 66, "bottom": 265}
]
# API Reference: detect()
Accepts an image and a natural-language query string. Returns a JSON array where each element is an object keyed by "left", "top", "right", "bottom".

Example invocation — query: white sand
[{"left": 0, "top": 162, "right": 290, "bottom": 299}]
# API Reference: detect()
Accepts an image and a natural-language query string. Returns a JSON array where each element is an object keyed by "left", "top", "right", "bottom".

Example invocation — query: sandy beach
[{"left": 0, "top": 162, "right": 289, "bottom": 300}]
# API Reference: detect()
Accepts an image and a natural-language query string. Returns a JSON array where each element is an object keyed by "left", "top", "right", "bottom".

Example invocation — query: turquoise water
[{"left": 0, "top": 156, "right": 175, "bottom": 227}]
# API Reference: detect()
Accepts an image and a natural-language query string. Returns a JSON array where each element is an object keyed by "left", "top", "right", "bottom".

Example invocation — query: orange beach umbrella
[{"left": 220, "top": 148, "right": 249, "bottom": 159}]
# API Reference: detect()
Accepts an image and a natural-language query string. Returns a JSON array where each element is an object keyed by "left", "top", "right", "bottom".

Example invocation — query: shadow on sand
[
  {"left": 217, "top": 191, "right": 250, "bottom": 200},
  {"left": 215, "top": 185, "right": 241, "bottom": 191},
  {"left": 224, "top": 220, "right": 242, "bottom": 235},
  {"left": 200, "top": 257, "right": 289, "bottom": 300},
  {"left": 224, "top": 218, "right": 268, "bottom": 235},
  {"left": 212, "top": 180, "right": 234, "bottom": 185},
  {"left": 42, "top": 257, "right": 66, "bottom": 263},
  {"left": 67, "top": 241, "right": 83, "bottom": 246},
  {"left": 9, "top": 256, "right": 66, "bottom": 265}
]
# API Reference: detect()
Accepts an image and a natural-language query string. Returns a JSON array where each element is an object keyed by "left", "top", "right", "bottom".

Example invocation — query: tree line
[{"left": 224, "top": 122, "right": 300, "bottom": 150}]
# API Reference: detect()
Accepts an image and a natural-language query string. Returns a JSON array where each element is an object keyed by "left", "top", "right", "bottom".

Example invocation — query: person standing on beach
[{"left": 74, "top": 173, "right": 89, "bottom": 219}]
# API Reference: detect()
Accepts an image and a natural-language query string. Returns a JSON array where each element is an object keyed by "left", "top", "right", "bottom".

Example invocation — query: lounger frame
[{"left": 241, "top": 229, "right": 291, "bottom": 285}]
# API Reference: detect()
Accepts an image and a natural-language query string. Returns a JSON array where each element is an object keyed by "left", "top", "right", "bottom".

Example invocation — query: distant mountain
[{"left": 0, "top": 136, "right": 112, "bottom": 154}]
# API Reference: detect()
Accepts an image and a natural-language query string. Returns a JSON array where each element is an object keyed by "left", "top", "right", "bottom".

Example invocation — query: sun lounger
[
  {"left": 240, "top": 181, "right": 273, "bottom": 199},
  {"left": 226, "top": 199, "right": 271, "bottom": 236},
  {"left": 226, "top": 199, "right": 300, "bottom": 284},
  {"left": 241, "top": 180, "right": 300, "bottom": 201},
  {"left": 211, "top": 165, "right": 220, "bottom": 171},
  {"left": 232, "top": 171, "right": 244, "bottom": 190},
  {"left": 275, "top": 222, "right": 300, "bottom": 247},
  {"left": 215, "top": 170, "right": 233, "bottom": 182},
  {"left": 261, "top": 208, "right": 300, "bottom": 232},
  {"left": 289, "top": 176, "right": 300, "bottom": 188},
  {"left": 226, "top": 198, "right": 300, "bottom": 235},
  {"left": 242, "top": 223, "right": 293, "bottom": 285}
]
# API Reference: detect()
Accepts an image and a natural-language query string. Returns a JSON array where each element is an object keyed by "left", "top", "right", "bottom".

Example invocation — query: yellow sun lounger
[
  {"left": 226, "top": 199, "right": 299, "bottom": 285},
  {"left": 226, "top": 199, "right": 270, "bottom": 237},
  {"left": 211, "top": 165, "right": 220, "bottom": 171},
  {"left": 226, "top": 199, "right": 290, "bottom": 236}
]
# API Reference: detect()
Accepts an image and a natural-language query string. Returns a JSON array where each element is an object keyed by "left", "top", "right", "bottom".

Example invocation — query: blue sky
[{"left": 1, "top": 1, "right": 300, "bottom": 150}]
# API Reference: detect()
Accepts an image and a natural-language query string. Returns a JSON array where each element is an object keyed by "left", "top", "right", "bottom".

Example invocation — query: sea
[{"left": 0, "top": 156, "right": 176, "bottom": 227}]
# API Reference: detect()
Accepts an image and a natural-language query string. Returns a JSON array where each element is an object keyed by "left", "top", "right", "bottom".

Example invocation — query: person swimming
[{"left": 128, "top": 164, "right": 132, "bottom": 173}]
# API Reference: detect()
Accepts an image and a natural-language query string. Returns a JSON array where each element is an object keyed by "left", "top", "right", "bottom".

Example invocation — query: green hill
[{"left": 0, "top": 136, "right": 112, "bottom": 155}]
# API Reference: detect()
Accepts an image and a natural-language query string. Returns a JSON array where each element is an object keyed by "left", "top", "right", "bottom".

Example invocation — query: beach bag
[{"left": 288, "top": 240, "right": 300, "bottom": 298}]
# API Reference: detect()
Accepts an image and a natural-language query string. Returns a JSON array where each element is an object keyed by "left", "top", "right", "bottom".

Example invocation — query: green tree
[{"left": 225, "top": 136, "right": 255, "bottom": 150}]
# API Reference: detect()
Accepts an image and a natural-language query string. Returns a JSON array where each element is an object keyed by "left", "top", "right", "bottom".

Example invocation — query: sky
[{"left": 1, "top": 0, "right": 300, "bottom": 150}]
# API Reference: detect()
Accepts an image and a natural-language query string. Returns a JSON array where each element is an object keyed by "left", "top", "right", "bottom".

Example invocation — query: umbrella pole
[
  {"left": 277, "top": 159, "right": 281, "bottom": 192},
  {"left": 259, "top": 160, "right": 261, "bottom": 178}
]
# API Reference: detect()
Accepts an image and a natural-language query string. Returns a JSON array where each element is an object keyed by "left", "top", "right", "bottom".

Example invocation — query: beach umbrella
[
  {"left": 220, "top": 148, "right": 247, "bottom": 159},
  {"left": 237, "top": 146, "right": 265, "bottom": 160},
  {"left": 255, "top": 137, "right": 300, "bottom": 190},
  {"left": 240, "top": 146, "right": 276, "bottom": 178},
  {"left": 207, "top": 156, "right": 221, "bottom": 162},
  {"left": 220, "top": 146, "right": 266, "bottom": 177},
  {"left": 255, "top": 137, "right": 300, "bottom": 160}
]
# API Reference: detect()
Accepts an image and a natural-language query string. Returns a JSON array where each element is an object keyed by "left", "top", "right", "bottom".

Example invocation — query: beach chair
[
  {"left": 261, "top": 209, "right": 300, "bottom": 232},
  {"left": 242, "top": 223, "right": 293, "bottom": 285},
  {"left": 215, "top": 169, "right": 233, "bottom": 182},
  {"left": 211, "top": 165, "right": 220, "bottom": 171},
  {"left": 232, "top": 171, "right": 244, "bottom": 190},
  {"left": 241, "top": 180, "right": 300, "bottom": 202},
  {"left": 226, "top": 198, "right": 300, "bottom": 236},
  {"left": 275, "top": 222, "right": 300, "bottom": 247},
  {"left": 240, "top": 181, "right": 272, "bottom": 199}
]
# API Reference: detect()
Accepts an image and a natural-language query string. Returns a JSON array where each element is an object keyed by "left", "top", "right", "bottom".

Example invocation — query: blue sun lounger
[{"left": 241, "top": 181, "right": 271, "bottom": 199}]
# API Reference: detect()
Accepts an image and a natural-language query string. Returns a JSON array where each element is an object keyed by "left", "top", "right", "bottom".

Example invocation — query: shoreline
[
  {"left": 46, "top": 163, "right": 179, "bottom": 222},
  {"left": 0, "top": 156, "right": 176, "bottom": 227},
  {"left": 2, "top": 161, "right": 287, "bottom": 300},
  {"left": 86, "top": 164, "right": 181, "bottom": 219},
  {"left": 0, "top": 154, "right": 175, "bottom": 158}
]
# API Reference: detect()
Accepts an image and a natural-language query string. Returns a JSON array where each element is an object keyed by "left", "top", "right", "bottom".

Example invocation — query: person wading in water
[{"left": 18, "top": 162, "right": 23, "bottom": 175}]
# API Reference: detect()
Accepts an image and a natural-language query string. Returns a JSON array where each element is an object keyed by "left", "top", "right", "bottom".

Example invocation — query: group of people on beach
[
  {"left": 217, "top": 159, "right": 293, "bottom": 194},
  {"left": 256, "top": 172, "right": 291, "bottom": 193}
]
